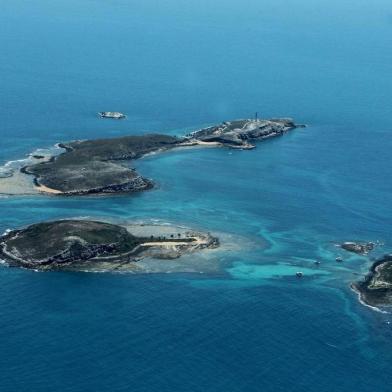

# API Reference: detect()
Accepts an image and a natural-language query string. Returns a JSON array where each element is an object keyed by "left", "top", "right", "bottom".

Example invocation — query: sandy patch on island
[
  {"left": 0, "top": 145, "right": 65, "bottom": 196},
  {"left": 35, "top": 184, "right": 63, "bottom": 194},
  {"left": 0, "top": 170, "right": 39, "bottom": 195}
]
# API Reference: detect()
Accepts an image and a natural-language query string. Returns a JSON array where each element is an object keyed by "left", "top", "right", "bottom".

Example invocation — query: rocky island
[
  {"left": 8, "top": 118, "right": 300, "bottom": 196},
  {"left": 185, "top": 118, "right": 300, "bottom": 149},
  {"left": 0, "top": 219, "right": 219, "bottom": 271},
  {"left": 98, "top": 111, "right": 126, "bottom": 119},
  {"left": 340, "top": 241, "right": 375, "bottom": 255},
  {"left": 22, "top": 134, "right": 179, "bottom": 194},
  {"left": 352, "top": 254, "right": 392, "bottom": 308}
]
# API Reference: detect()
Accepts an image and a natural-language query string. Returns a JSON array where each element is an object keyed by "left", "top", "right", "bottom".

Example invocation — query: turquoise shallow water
[{"left": 1, "top": 0, "right": 392, "bottom": 391}]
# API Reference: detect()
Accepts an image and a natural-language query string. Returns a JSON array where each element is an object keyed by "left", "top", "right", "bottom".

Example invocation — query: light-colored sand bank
[
  {"left": 35, "top": 184, "right": 63, "bottom": 194},
  {"left": 0, "top": 170, "right": 38, "bottom": 195},
  {"left": 0, "top": 145, "right": 64, "bottom": 196}
]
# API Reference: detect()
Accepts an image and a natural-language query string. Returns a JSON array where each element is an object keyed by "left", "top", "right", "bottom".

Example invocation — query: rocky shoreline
[
  {"left": 352, "top": 254, "right": 392, "bottom": 308},
  {"left": 185, "top": 118, "right": 300, "bottom": 149},
  {"left": 21, "top": 134, "right": 178, "bottom": 195},
  {"left": 336, "top": 240, "right": 392, "bottom": 308},
  {"left": 0, "top": 219, "right": 219, "bottom": 272},
  {"left": 0, "top": 118, "right": 301, "bottom": 196}
]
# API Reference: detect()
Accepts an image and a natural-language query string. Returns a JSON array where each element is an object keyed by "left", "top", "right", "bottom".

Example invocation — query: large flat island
[{"left": 12, "top": 118, "right": 300, "bottom": 196}]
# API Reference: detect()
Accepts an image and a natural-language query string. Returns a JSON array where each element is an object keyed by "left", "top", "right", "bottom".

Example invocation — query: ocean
[{"left": 0, "top": 0, "right": 392, "bottom": 390}]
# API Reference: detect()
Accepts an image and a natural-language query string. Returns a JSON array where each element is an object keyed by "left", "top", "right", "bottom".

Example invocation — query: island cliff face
[
  {"left": 21, "top": 118, "right": 300, "bottom": 195},
  {"left": 0, "top": 220, "right": 142, "bottom": 268},
  {"left": 353, "top": 254, "right": 392, "bottom": 307},
  {"left": 186, "top": 118, "right": 298, "bottom": 148},
  {"left": 0, "top": 220, "right": 219, "bottom": 271}
]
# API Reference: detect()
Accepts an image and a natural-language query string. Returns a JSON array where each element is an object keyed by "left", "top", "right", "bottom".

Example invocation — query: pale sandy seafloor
[
  {"left": 350, "top": 284, "right": 390, "bottom": 314},
  {"left": 1, "top": 146, "right": 390, "bottom": 313},
  {"left": 0, "top": 166, "right": 38, "bottom": 195},
  {"left": 0, "top": 145, "right": 64, "bottom": 195},
  {"left": 93, "top": 218, "right": 256, "bottom": 274},
  {"left": 0, "top": 209, "right": 389, "bottom": 316}
]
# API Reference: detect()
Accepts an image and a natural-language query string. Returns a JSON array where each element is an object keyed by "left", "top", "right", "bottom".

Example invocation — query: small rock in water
[
  {"left": 98, "top": 111, "right": 126, "bottom": 119},
  {"left": 341, "top": 241, "right": 375, "bottom": 255}
]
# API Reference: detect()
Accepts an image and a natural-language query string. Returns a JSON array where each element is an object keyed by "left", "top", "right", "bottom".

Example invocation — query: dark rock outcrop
[
  {"left": 0, "top": 220, "right": 143, "bottom": 268},
  {"left": 341, "top": 241, "right": 375, "bottom": 255},
  {"left": 353, "top": 254, "right": 392, "bottom": 307}
]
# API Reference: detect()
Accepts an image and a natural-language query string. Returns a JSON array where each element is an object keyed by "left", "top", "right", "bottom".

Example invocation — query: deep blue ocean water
[{"left": 1, "top": 0, "right": 392, "bottom": 391}]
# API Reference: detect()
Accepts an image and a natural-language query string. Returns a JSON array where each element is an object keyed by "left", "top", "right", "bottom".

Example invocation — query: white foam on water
[
  {"left": 350, "top": 285, "right": 390, "bottom": 314},
  {"left": 0, "top": 142, "right": 65, "bottom": 174},
  {"left": 1, "top": 229, "right": 11, "bottom": 236}
]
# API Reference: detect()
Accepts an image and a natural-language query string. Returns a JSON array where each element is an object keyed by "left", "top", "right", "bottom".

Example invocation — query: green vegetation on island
[
  {"left": 353, "top": 254, "right": 392, "bottom": 307},
  {"left": 16, "top": 118, "right": 299, "bottom": 196},
  {"left": 23, "top": 134, "right": 179, "bottom": 194},
  {"left": 0, "top": 220, "right": 219, "bottom": 271}
]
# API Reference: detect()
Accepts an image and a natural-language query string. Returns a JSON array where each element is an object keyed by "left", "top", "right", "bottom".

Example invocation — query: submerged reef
[
  {"left": 15, "top": 118, "right": 300, "bottom": 196},
  {"left": 0, "top": 220, "right": 219, "bottom": 272}
]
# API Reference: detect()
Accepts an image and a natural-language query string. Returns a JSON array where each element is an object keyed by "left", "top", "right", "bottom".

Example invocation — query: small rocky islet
[
  {"left": 0, "top": 220, "right": 219, "bottom": 272},
  {"left": 340, "top": 241, "right": 375, "bottom": 255}
]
